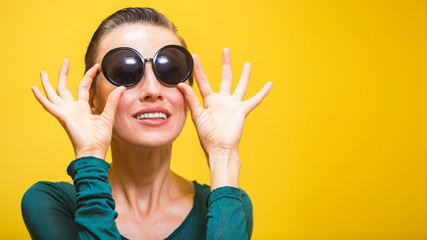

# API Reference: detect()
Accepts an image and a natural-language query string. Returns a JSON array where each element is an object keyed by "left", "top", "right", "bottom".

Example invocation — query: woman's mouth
[
  {"left": 133, "top": 108, "right": 171, "bottom": 127},
  {"left": 135, "top": 112, "right": 168, "bottom": 120}
]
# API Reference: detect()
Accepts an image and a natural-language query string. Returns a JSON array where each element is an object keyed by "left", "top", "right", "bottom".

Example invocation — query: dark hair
[{"left": 85, "top": 7, "right": 193, "bottom": 85}]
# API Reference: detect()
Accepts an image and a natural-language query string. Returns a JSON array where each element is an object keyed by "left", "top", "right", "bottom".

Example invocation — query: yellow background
[{"left": 1, "top": 0, "right": 426, "bottom": 239}]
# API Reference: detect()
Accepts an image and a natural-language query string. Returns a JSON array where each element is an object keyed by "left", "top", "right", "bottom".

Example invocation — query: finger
[
  {"left": 100, "top": 86, "right": 126, "bottom": 122},
  {"left": 31, "top": 86, "right": 61, "bottom": 116},
  {"left": 40, "top": 71, "right": 61, "bottom": 103},
  {"left": 57, "top": 58, "right": 74, "bottom": 100},
  {"left": 232, "top": 62, "right": 251, "bottom": 100},
  {"left": 219, "top": 48, "right": 233, "bottom": 94},
  {"left": 192, "top": 54, "right": 214, "bottom": 98},
  {"left": 78, "top": 64, "right": 100, "bottom": 102},
  {"left": 178, "top": 83, "right": 204, "bottom": 118},
  {"left": 243, "top": 81, "right": 273, "bottom": 115}
]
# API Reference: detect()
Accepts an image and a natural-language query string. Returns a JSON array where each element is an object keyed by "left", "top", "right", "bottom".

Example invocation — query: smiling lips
[
  {"left": 136, "top": 112, "right": 168, "bottom": 120},
  {"left": 133, "top": 108, "right": 171, "bottom": 126}
]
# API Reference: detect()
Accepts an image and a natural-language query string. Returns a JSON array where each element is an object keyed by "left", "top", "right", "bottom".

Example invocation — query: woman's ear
[{"left": 89, "top": 84, "right": 99, "bottom": 115}]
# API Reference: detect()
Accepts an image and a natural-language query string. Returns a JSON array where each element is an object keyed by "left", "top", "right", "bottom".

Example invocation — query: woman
[{"left": 22, "top": 7, "right": 272, "bottom": 240}]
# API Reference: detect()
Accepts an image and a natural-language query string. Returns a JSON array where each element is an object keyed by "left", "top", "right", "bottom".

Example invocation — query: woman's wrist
[
  {"left": 207, "top": 148, "right": 241, "bottom": 190},
  {"left": 75, "top": 148, "right": 107, "bottom": 160}
]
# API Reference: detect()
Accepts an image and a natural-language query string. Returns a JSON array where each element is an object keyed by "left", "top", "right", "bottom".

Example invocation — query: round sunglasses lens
[
  {"left": 104, "top": 50, "right": 143, "bottom": 86},
  {"left": 154, "top": 47, "right": 191, "bottom": 85}
]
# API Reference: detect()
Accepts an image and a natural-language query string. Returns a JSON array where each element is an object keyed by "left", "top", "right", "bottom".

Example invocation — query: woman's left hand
[{"left": 178, "top": 48, "right": 272, "bottom": 189}]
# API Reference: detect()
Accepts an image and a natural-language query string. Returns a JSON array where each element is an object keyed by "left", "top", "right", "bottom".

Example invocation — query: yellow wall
[{"left": 1, "top": 0, "right": 426, "bottom": 239}]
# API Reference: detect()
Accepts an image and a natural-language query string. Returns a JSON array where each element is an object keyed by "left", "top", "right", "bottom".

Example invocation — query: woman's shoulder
[
  {"left": 21, "top": 181, "right": 78, "bottom": 239},
  {"left": 191, "top": 181, "right": 253, "bottom": 230},
  {"left": 193, "top": 181, "right": 251, "bottom": 195},
  {"left": 22, "top": 181, "right": 76, "bottom": 213},
  {"left": 192, "top": 181, "right": 252, "bottom": 205},
  {"left": 23, "top": 181, "right": 75, "bottom": 197},
  {"left": 192, "top": 181, "right": 211, "bottom": 197}
]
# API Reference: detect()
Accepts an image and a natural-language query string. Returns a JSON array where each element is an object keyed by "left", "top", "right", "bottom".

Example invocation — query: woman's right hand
[{"left": 31, "top": 59, "right": 125, "bottom": 159}]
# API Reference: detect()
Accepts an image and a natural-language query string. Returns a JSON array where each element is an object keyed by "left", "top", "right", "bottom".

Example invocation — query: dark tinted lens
[
  {"left": 103, "top": 49, "right": 143, "bottom": 87},
  {"left": 154, "top": 47, "right": 191, "bottom": 85}
]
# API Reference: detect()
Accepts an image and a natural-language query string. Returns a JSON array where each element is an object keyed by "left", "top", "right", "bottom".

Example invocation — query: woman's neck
[{"left": 108, "top": 139, "right": 177, "bottom": 215}]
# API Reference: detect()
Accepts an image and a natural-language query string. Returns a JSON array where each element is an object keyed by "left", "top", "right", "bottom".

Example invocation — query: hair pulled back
[{"left": 85, "top": 7, "right": 192, "bottom": 85}]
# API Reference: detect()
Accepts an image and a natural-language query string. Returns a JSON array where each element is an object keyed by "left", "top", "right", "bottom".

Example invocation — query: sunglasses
[{"left": 101, "top": 45, "right": 193, "bottom": 87}]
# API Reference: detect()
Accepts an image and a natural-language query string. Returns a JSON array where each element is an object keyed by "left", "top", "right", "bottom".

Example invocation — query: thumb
[
  {"left": 178, "top": 83, "right": 203, "bottom": 117},
  {"left": 101, "top": 86, "right": 126, "bottom": 122}
]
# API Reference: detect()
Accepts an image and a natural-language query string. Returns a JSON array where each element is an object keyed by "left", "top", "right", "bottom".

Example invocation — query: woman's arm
[
  {"left": 21, "top": 157, "right": 124, "bottom": 240},
  {"left": 67, "top": 157, "right": 123, "bottom": 239},
  {"left": 24, "top": 59, "right": 125, "bottom": 239},
  {"left": 206, "top": 186, "right": 253, "bottom": 239},
  {"left": 179, "top": 48, "right": 272, "bottom": 189},
  {"left": 178, "top": 48, "right": 272, "bottom": 239},
  {"left": 22, "top": 182, "right": 79, "bottom": 240}
]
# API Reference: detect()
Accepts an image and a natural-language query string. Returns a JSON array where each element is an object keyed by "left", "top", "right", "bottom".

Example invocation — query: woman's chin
[{"left": 112, "top": 134, "right": 178, "bottom": 151}]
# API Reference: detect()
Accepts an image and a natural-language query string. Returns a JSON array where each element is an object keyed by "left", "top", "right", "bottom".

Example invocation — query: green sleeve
[
  {"left": 66, "top": 156, "right": 122, "bottom": 239},
  {"left": 206, "top": 186, "right": 253, "bottom": 240},
  {"left": 22, "top": 156, "right": 125, "bottom": 240},
  {"left": 21, "top": 181, "right": 79, "bottom": 239}
]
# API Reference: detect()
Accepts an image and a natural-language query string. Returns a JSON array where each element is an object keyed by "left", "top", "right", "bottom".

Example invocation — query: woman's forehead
[{"left": 97, "top": 24, "right": 181, "bottom": 61}]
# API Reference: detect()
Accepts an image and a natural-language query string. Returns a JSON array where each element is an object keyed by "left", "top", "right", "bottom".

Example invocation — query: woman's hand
[
  {"left": 178, "top": 48, "right": 272, "bottom": 189},
  {"left": 31, "top": 59, "right": 125, "bottom": 159}
]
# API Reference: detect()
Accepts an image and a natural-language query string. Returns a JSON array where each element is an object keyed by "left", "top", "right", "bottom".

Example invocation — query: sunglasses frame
[{"left": 101, "top": 44, "right": 193, "bottom": 87}]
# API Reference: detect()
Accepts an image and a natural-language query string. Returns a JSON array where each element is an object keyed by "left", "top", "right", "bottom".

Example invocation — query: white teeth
[{"left": 136, "top": 112, "right": 168, "bottom": 120}]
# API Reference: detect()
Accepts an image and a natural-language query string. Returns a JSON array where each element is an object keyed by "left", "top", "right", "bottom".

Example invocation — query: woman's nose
[{"left": 138, "top": 62, "right": 164, "bottom": 102}]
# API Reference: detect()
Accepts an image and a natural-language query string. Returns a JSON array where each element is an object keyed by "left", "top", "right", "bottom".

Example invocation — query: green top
[{"left": 21, "top": 157, "right": 253, "bottom": 239}]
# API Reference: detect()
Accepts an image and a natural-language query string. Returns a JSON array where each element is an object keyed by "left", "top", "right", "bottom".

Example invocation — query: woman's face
[{"left": 92, "top": 24, "right": 187, "bottom": 148}]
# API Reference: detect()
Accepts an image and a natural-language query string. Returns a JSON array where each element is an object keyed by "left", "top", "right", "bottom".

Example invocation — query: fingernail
[{"left": 177, "top": 83, "right": 185, "bottom": 91}]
